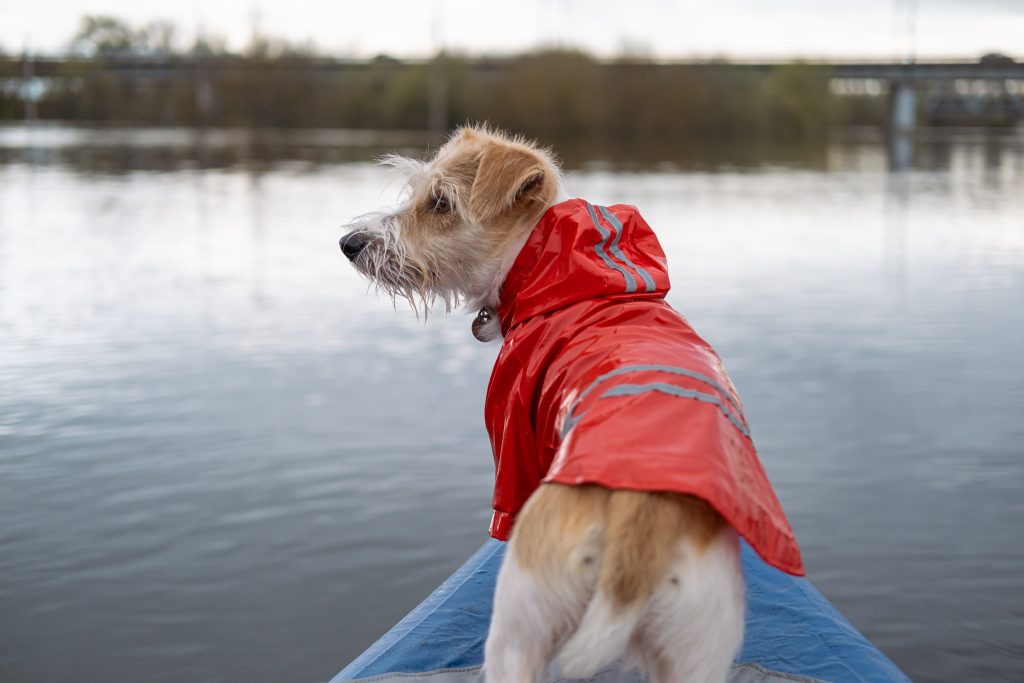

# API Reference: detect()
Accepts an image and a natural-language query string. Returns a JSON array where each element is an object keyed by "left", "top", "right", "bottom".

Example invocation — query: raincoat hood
[
  {"left": 497, "top": 199, "right": 671, "bottom": 335},
  {"left": 484, "top": 199, "right": 804, "bottom": 576}
]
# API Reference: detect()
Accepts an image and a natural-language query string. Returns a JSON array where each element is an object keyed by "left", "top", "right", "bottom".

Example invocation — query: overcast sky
[{"left": 1, "top": 0, "right": 1021, "bottom": 60}]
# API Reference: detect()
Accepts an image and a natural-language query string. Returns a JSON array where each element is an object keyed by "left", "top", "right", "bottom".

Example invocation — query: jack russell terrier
[{"left": 340, "top": 126, "right": 802, "bottom": 683}]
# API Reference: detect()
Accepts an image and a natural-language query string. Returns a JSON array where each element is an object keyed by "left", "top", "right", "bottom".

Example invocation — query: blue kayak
[{"left": 333, "top": 540, "right": 910, "bottom": 683}]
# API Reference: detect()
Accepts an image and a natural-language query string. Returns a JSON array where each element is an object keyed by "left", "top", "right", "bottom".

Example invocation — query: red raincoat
[{"left": 484, "top": 199, "right": 804, "bottom": 576}]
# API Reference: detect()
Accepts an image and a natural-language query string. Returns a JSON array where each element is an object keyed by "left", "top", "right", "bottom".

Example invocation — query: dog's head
[{"left": 340, "top": 126, "right": 562, "bottom": 339}]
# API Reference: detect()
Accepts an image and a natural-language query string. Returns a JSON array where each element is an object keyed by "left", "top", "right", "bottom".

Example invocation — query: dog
[{"left": 340, "top": 126, "right": 803, "bottom": 683}]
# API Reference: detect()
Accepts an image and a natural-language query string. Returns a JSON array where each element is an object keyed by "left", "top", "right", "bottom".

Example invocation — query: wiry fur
[
  {"left": 487, "top": 484, "right": 744, "bottom": 683},
  {"left": 341, "top": 126, "right": 745, "bottom": 682},
  {"left": 343, "top": 210, "right": 443, "bottom": 315},
  {"left": 342, "top": 125, "right": 563, "bottom": 329}
]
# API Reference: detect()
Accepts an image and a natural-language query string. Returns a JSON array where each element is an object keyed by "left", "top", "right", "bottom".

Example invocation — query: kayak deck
[{"left": 334, "top": 540, "right": 909, "bottom": 683}]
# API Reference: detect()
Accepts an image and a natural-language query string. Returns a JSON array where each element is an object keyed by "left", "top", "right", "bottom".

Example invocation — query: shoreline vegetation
[
  {"left": 1, "top": 16, "right": 885, "bottom": 144},
  {"left": 1, "top": 15, "right": 1017, "bottom": 170}
]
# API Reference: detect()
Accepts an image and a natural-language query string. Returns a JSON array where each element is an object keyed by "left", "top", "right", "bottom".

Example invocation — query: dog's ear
[{"left": 469, "top": 142, "right": 547, "bottom": 223}]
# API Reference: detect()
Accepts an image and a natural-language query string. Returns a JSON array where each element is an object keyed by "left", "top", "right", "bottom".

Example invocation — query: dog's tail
[
  {"left": 557, "top": 490, "right": 696, "bottom": 678},
  {"left": 556, "top": 588, "right": 643, "bottom": 678}
]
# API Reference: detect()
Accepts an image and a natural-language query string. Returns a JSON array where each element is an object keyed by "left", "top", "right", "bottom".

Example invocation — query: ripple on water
[{"left": 2, "top": 138, "right": 1024, "bottom": 683}]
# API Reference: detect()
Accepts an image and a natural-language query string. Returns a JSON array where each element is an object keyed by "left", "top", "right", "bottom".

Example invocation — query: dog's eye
[{"left": 431, "top": 194, "right": 452, "bottom": 214}]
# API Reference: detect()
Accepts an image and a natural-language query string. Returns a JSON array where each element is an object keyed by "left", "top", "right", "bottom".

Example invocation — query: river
[{"left": 1, "top": 125, "right": 1022, "bottom": 682}]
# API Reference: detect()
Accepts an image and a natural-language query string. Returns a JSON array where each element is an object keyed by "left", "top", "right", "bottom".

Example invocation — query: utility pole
[
  {"left": 428, "top": 0, "right": 449, "bottom": 138},
  {"left": 194, "top": 42, "right": 215, "bottom": 128},
  {"left": 888, "top": 0, "right": 918, "bottom": 170},
  {"left": 249, "top": 1, "right": 264, "bottom": 54},
  {"left": 21, "top": 34, "right": 37, "bottom": 123}
]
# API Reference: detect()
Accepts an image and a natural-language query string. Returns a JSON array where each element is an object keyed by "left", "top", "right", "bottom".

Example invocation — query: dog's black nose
[{"left": 339, "top": 231, "right": 369, "bottom": 261}]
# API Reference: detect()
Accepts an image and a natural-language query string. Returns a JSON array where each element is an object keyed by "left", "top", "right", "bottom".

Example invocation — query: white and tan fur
[{"left": 341, "top": 126, "right": 744, "bottom": 682}]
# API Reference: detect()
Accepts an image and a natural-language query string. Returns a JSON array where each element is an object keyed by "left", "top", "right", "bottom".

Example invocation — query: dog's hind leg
[
  {"left": 483, "top": 484, "right": 607, "bottom": 683},
  {"left": 483, "top": 552, "right": 562, "bottom": 683}
]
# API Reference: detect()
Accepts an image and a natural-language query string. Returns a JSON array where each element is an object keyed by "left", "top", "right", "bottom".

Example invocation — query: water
[{"left": 1, "top": 126, "right": 1023, "bottom": 682}]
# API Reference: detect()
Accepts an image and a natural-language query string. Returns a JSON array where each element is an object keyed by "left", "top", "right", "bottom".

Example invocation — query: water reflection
[
  {"left": 0, "top": 125, "right": 431, "bottom": 173},
  {"left": 3, "top": 122, "right": 1022, "bottom": 175},
  {"left": 1, "top": 128, "right": 1023, "bottom": 683}
]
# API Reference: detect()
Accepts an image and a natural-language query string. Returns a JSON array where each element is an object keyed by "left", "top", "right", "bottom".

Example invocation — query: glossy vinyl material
[
  {"left": 485, "top": 199, "right": 803, "bottom": 576},
  {"left": 333, "top": 540, "right": 909, "bottom": 682}
]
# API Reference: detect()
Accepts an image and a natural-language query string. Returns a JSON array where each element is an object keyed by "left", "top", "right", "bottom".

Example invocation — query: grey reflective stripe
[
  {"left": 560, "top": 412, "right": 585, "bottom": 439},
  {"left": 585, "top": 202, "right": 637, "bottom": 293},
  {"left": 599, "top": 382, "right": 751, "bottom": 438},
  {"left": 597, "top": 205, "right": 657, "bottom": 293},
  {"left": 587, "top": 364, "right": 743, "bottom": 414},
  {"left": 560, "top": 363, "right": 746, "bottom": 438}
]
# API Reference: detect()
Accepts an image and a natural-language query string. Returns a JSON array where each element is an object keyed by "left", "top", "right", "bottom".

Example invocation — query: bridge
[
  {"left": 831, "top": 58, "right": 1024, "bottom": 129},
  {"left": 8, "top": 54, "right": 1024, "bottom": 132}
]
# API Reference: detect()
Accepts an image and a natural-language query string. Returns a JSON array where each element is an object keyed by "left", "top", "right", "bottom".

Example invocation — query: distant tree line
[{"left": 0, "top": 15, "right": 885, "bottom": 145}]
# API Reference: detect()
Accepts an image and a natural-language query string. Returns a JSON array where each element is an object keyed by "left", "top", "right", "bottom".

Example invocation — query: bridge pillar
[
  {"left": 889, "top": 80, "right": 917, "bottom": 135},
  {"left": 888, "top": 80, "right": 916, "bottom": 170},
  {"left": 193, "top": 52, "right": 215, "bottom": 126},
  {"left": 20, "top": 52, "right": 38, "bottom": 122}
]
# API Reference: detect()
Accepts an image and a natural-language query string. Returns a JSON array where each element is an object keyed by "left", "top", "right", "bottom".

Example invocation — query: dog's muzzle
[{"left": 339, "top": 231, "right": 371, "bottom": 261}]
